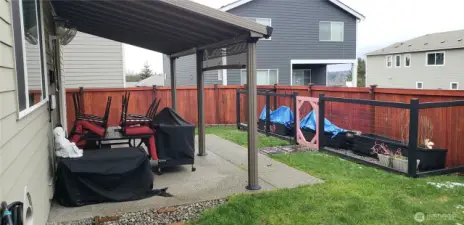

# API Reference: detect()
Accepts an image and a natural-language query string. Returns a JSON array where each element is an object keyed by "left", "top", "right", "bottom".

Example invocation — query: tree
[
  {"left": 139, "top": 62, "right": 154, "bottom": 80},
  {"left": 357, "top": 58, "right": 366, "bottom": 87}
]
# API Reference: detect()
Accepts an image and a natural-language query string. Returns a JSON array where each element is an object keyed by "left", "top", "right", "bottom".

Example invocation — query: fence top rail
[
  {"left": 419, "top": 100, "right": 464, "bottom": 109},
  {"left": 322, "top": 96, "right": 411, "bottom": 109},
  {"left": 237, "top": 89, "right": 296, "bottom": 97}
]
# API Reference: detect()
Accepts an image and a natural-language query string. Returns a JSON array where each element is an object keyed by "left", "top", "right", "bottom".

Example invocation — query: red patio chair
[{"left": 72, "top": 92, "right": 104, "bottom": 124}]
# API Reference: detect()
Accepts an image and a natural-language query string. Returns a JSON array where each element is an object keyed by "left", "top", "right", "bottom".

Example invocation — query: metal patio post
[
  {"left": 196, "top": 50, "right": 206, "bottom": 156},
  {"left": 246, "top": 39, "right": 261, "bottom": 190},
  {"left": 170, "top": 57, "right": 177, "bottom": 111}
]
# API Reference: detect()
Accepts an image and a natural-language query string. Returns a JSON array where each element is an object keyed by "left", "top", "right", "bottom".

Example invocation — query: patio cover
[{"left": 51, "top": 0, "right": 272, "bottom": 55}]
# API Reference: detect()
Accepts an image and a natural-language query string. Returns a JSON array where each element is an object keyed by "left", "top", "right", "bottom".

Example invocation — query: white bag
[{"left": 54, "top": 127, "right": 83, "bottom": 158}]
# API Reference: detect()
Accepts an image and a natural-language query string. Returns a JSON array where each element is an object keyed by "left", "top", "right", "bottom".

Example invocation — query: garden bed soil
[
  {"left": 353, "top": 134, "right": 447, "bottom": 171},
  {"left": 301, "top": 129, "right": 353, "bottom": 149},
  {"left": 258, "top": 119, "right": 292, "bottom": 136}
]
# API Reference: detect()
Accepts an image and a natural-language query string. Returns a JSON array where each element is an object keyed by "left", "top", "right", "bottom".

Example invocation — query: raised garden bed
[
  {"left": 301, "top": 128, "right": 353, "bottom": 149},
  {"left": 353, "top": 134, "right": 447, "bottom": 171},
  {"left": 259, "top": 119, "right": 292, "bottom": 136}
]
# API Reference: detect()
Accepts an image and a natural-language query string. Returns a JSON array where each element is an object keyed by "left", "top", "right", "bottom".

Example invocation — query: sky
[{"left": 123, "top": 0, "right": 464, "bottom": 74}]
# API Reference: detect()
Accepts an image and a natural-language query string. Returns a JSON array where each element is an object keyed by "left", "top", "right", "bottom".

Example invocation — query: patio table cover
[{"left": 54, "top": 147, "right": 170, "bottom": 207}]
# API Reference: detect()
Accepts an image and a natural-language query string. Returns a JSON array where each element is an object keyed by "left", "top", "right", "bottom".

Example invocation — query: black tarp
[
  {"left": 54, "top": 147, "right": 170, "bottom": 207},
  {"left": 153, "top": 108, "right": 195, "bottom": 167}
]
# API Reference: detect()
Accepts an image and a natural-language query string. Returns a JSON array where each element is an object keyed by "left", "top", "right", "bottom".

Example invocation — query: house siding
[
  {"left": 0, "top": 1, "right": 55, "bottom": 225},
  {"left": 63, "top": 32, "right": 125, "bottom": 88},
  {"left": 163, "top": 54, "right": 222, "bottom": 86},
  {"left": 164, "top": 0, "right": 357, "bottom": 86},
  {"left": 366, "top": 49, "right": 464, "bottom": 89}
]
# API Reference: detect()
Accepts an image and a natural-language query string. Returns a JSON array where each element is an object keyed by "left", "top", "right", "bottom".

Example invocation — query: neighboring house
[
  {"left": 366, "top": 29, "right": 464, "bottom": 90},
  {"left": 62, "top": 32, "right": 125, "bottom": 88},
  {"left": 164, "top": 0, "right": 364, "bottom": 86},
  {"left": 135, "top": 74, "right": 165, "bottom": 87}
]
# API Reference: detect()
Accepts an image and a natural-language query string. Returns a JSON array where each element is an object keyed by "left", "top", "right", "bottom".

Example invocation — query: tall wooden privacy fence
[{"left": 66, "top": 85, "right": 464, "bottom": 167}]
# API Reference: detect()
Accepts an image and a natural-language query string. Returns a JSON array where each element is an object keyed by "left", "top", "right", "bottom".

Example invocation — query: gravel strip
[
  {"left": 49, "top": 199, "right": 226, "bottom": 225},
  {"left": 259, "top": 145, "right": 316, "bottom": 155},
  {"left": 324, "top": 147, "right": 380, "bottom": 164}
]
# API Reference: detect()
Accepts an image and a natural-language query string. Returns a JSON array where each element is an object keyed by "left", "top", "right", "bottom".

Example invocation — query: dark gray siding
[
  {"left": 164, "top": 0, "right": 357, "bottom": 86},
  {"left": 163, "top": 54, "right": 222, "bottom": 86}
]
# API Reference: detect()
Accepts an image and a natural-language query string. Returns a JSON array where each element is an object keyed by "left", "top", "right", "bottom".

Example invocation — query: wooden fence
[{"left": 66, "top": 85, "right": 464, "bottom": 167}]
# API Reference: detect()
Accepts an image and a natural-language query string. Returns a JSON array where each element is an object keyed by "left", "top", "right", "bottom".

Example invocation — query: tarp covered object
[
  {"left": 54, "top": 148, "right": 169, "bottom": 207},
  {"left": 259, "top": 105, "right": 272, "bottom": 120},
  {"left": 152, "top": 108, "right": 195, "bottom": 167},
  {"left": 261, "top": 106, "right": 294, "bottom": 128},
  {"left": 300, "top": 111, "right": 346, "bottom": 138}
]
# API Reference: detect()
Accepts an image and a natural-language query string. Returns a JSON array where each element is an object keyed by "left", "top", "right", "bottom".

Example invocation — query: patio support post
[
  {"left": 246, "top": 39, "right": 261, "bottom": 190},
  {"left": 196, "top": 50, "right": 207, "bottom": 156},
  {"left": 170, "top": 57, "right": 177, "bottom": 111}
]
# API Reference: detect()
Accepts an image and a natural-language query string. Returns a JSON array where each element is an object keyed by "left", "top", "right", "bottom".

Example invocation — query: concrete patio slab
[{"left": 47, "top": 135, "right": 321, "bottom": 224}]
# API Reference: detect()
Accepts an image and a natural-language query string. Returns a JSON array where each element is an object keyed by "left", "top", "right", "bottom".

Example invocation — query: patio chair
[
  {"left": 123, "top": 92, "right": 161, "bottom": 126},
  {"left": 72, "top": 92, "right": 104, "bottom": 124},
  {"left": 69, "top": 96, "right": 112, "bottom": 146},
  {"left": 120, "top": 93, "right": 158, "bottom": 160}
]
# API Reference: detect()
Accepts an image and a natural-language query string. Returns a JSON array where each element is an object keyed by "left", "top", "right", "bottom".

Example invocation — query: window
[
  {"left": 395, "top": 55, "right": 401, "bottom": 67},
  {"left": 426, "top": 52, "right": 445, "bottom": 66},
  {"left": 241, "top": 69, "right": 278, "bottom": 85},
  {"left": 450, "top": 82, "right": 459, "bottom": 90},
  {"left": 244, "top": 17, "right": 271, "bottom": 40},
  {"left": 404, "top": 54, "right": 411, "bottom": 67},
  {"left": 386, "top": 55, "right": 393, "bottom": 68},
  {"left": 416, "top": 82, "right": 423, "bottom": 89},
  {"left": 218, "top": 70, "right": 223, "bottom": 81},
  {"left": 319, "top": 21, "right": 344, "bottom": 42},
  {"left": 12, "top": 0, "right": 48, "bottom": 117},
  {"left": 292, "top": 69, "right": 312, "bottom": 86}
]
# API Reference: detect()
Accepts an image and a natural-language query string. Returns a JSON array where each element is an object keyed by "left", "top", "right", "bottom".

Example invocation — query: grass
[
  {"left": 191, "top": 127, "right": 464, "bottom": 225},
  {"left": 203, "top": 126, "right": 290, "bottom": 148}
]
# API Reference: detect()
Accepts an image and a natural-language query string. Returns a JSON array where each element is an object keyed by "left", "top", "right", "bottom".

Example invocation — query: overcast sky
[{"left": 123, "top": 0, "right": 464, "bottom": 74}]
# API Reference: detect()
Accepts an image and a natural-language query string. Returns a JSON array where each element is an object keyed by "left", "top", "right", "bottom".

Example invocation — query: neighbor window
[
  {"left": 386, "top": 55, "right": 393, "bottom": 68},
  {"left": 244, "top": 17, "right": 272, "bottom": 40},
  {"left": 404, "top": 54, "right": 411, "bottom": 67},
  {"left": 12, "top": 0, "right": 48, "bottom": 117},
  {"left": 450, "top": 82, "right": 459, "bottom": 90},
  {"left": 319, "top": 21, "right": 344, "bottom": 42},
  {"left": 426, "top": 52, "right": 445, "bottom": 66},
  {"left": 241, "top": 69, "right": 278, "bottom": 85},
  {"left": 395, "top": 55, "right": 401, "bottom": 67},
  {"left": 292, "top": 69, "right": 312, "bottom": 86},
  {"left": 416, "top": 82, "right": 423, "bottom": 89}
]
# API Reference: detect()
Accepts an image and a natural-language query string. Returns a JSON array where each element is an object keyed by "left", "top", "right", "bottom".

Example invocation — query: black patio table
[{"left": 84, "top": 126, "right": 153, "bottom": 149}]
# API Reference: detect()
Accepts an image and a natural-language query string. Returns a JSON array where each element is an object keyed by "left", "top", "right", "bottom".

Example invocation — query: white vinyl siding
[
  {"left": 63, "top": 32, "right": 124, "bottom": 88},
  {"left": 319, "top": 21, "right": 344, "bottom": 42}
]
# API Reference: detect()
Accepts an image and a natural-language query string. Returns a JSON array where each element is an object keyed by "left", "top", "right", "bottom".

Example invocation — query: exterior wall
[
  {"left": 0, "top": 1, "right": 55, "bottom": 225},
  {"left": 366, "top": 49, "right": 464, "bottom": 89},
  {"left": 62, "top": 32, "right": 125, "bottom": 88},
  {"left": 164, "top": 0, "right": 358, "bottom": 86},
  {"left": 163, "top": 54, "right": 222, "bottom": 86}
]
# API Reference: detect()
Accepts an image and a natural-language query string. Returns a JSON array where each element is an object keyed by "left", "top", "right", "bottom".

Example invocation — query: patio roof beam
[
  {"left": 197, "top": 50, "right": 207, "bottom": 156},
  {"left": 246, "top": 38, "right": 261, "bottom": 190}
]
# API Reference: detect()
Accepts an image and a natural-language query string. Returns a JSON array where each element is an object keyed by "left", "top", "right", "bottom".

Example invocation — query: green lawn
[
  {"left": 204, "top": 126, "right": 290, "bottom": 148},
  {"left": 192, "top": 127, "right": 464, "bottom": 225}
]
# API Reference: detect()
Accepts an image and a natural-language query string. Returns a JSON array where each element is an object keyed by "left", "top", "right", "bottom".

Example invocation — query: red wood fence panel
[{"left": 66, "top": 85, "right": 464, "bottom": 167}]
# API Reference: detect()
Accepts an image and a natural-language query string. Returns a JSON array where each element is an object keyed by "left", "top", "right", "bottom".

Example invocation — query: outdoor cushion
[
  {"left": 125, "top": 126, "right": 158, "bottom": 160},
  {"left": 76, "top": 120, "right": 105, "bottom": 137}
]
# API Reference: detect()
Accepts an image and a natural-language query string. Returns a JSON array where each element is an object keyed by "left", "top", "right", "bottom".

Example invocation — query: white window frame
[
  {"left": 12, "top": 0, "right": 49, "bottom": 119},
  {"left": 319, "top": 21, "right": 344, "bottom": 42},
  {"left": 450, "top": 82, "right": 459, "bottom": 90},
  {"left": 386, "top": 55, "right": 393, "bottom": 68},
  {"left": 425, "top": 51, "right": 445, "bottom": 66},
  {"left": 416, "top": 81, "right": 423, "bottom": 89},
  {"left": 240, "top": 69, "right": 279, "bottom": 85},
  {"left": 394, "top": 55, "right": 401, "bottom": 68},
  {"left": 404, "top": 54, "right": 411, "bottom": 67},
  {"left": 243, "top": 17, "right": 272, "bottom": 40}
]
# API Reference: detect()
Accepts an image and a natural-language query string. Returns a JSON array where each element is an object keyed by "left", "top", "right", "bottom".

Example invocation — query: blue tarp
[
  {"left": 259, "top": 106, "right": 294, "bottom": 128},
  {"left": 300, "top": 111, "right": 346, "bottom": 138}
]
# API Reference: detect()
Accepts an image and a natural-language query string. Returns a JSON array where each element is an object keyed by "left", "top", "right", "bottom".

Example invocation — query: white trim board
[
  {"left": 220, "top": 0, "right": 365, "bottom": 20},
  {"left": 291, "top": 59, "right": 357, "bottom": 64}
]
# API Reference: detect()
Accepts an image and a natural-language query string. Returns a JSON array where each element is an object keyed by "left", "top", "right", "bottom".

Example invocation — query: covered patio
[{"left": 52, "top": 0, "right": 272, "bottom": 190}]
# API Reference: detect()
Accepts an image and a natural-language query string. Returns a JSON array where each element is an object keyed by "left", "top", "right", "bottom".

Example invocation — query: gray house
[
  {"left": 164, "top": 0, "right": 364, "bottom": 86},
  {"left": 63, "top": 32, "right": 125, "bottom": 88},
  {"left": 366, "top": 29, "right": 464, "bottom": 90}
]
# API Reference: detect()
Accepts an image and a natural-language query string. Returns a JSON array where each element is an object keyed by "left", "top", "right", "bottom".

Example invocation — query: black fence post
[
  {"left": 273, "top": 84, "right": 278, "bottom": 110},
  {"left": 236, "top": 88, "right": 241, "bottom": 130},
  {"left": 318, "top": 94, "right": 325, "bottom": 149},
  {"left": 293, "top": 92, "right": 299, "bottom": 144},
  {"left": 408, "top": 98, "right": 419, "bottom": 177},
  {"left": 265, "top": 91, "right": 271, "bottom": 136}
]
